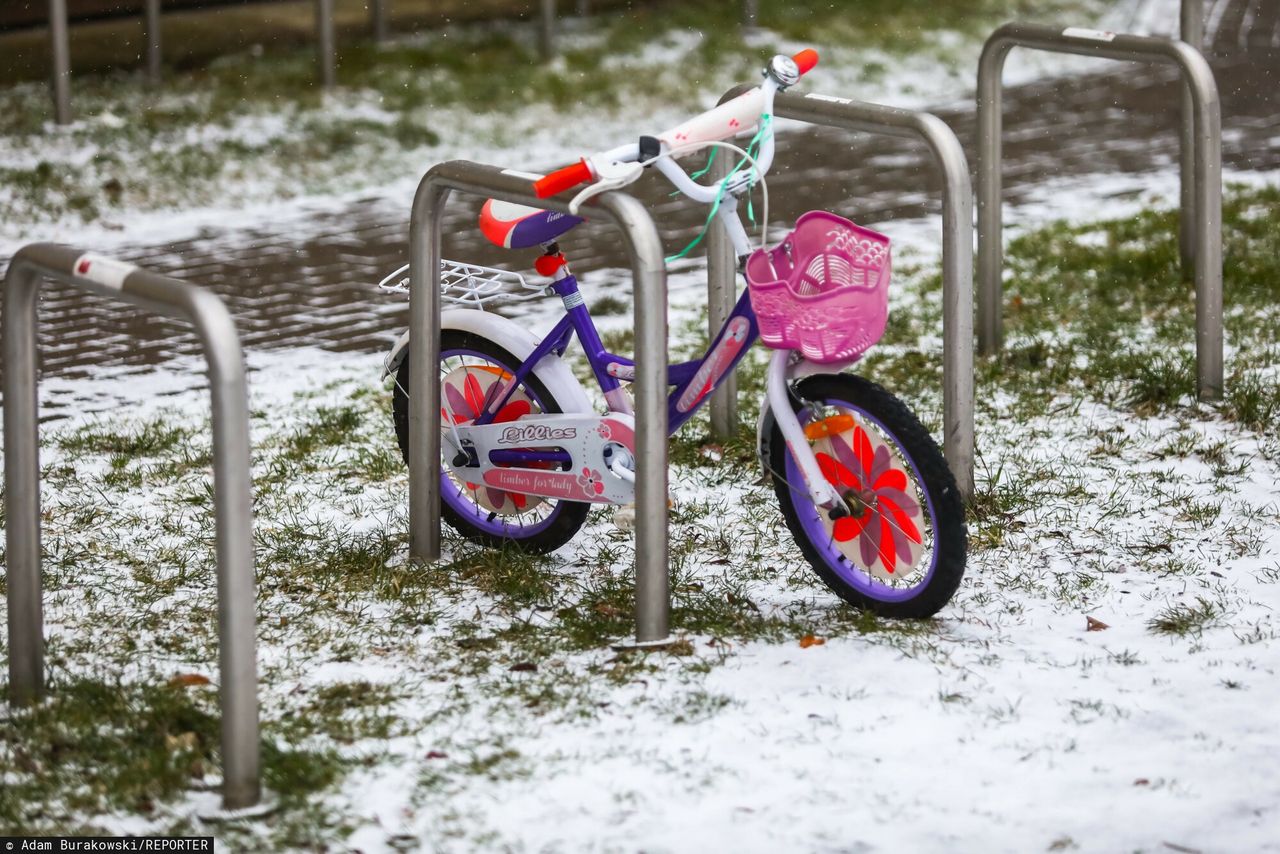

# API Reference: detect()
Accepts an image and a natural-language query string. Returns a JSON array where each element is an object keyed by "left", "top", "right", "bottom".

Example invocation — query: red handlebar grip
[
  {"left": 533, "top": 159, "right": 594, "bottom": 198},
  {"left": 793, "top": 48, "right": 819, "bottom": 75}
]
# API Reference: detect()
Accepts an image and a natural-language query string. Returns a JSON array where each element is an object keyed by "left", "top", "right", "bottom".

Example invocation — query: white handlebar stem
[{"left": 575, "top": 72, "right": 781, "bottom": 217}]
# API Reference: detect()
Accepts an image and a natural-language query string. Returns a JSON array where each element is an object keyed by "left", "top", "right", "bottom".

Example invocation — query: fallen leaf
[
  {"left": 593, "top": 602, "right": 625, "bottom": 618},
  {"left": 799, "top": 635, "right": 825, "bottom": 649},
  {"left": 509, "top": 661, "right": 537, "bottom": 672},
  {"left": 168, "top": 673, "right": 212, "bottom": 687},
  {"left": 1134, "top": 778, "right": 1150, "bottom": 786},
  {"left": 1085, "top": 616, "right": 1110, "bottom": 632},
  {"left": 425, "top": 751, "right": 447, "bottom": 760},
  {"left": 165, "top": 732, "right": 199, "bottom": 753}
]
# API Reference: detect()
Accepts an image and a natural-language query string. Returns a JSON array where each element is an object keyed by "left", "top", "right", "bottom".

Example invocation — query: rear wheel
[
  {"left": 392, "top": 330, "right": 589, "bottom": 553},
  {"left": 769, "top": 373, "right": 966, "bottom": 618}
]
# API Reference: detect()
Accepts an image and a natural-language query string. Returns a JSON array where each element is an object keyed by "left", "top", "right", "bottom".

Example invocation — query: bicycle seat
[{"left": 479, "top": 199, "right": 583, "bottom": 249}]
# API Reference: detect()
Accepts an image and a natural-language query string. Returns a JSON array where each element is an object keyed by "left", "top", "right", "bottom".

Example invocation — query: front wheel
[{"left": 769, "top": 374, "right": 966, "bottom": 618}]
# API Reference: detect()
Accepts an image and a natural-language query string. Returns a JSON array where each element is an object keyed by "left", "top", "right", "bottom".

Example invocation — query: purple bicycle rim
[
  {"left": 440, "top": 347, "right": 568, "bottom": 539},
  {"left": 784, "top": 398, "right": 940, "bottom": 603}
]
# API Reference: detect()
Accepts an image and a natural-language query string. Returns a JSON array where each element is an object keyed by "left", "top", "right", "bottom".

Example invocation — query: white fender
[{"left": 383, "top": 310, "right": 594, "bottom": 414}]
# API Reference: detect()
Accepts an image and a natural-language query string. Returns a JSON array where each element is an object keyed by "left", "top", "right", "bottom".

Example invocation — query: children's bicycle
[{"left": 378, "top": 50, "right": 966, "bottom": 618}]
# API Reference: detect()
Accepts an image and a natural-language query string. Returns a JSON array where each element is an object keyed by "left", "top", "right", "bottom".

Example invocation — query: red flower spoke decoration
[{"left": 810, "top": 415, "right": 927, "bottom": 580}]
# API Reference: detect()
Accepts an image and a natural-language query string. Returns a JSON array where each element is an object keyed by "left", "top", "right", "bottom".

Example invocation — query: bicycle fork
[{"left": 765, "top": 349, "right": 850, "bottom": 516}]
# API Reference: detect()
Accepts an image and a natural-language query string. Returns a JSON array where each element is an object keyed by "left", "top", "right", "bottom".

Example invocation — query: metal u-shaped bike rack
[
  {"left": 708, "top": 86, "right": 976, "bottom": 500},
  {"left": 408, "top": 162, "right": 673, "bottom": 646},
  {"left": 976, "top": 21, "right": 1223, "bottom": 400},
  {"left": 3, "top": 244, "right": 263, "bottom": 812}
]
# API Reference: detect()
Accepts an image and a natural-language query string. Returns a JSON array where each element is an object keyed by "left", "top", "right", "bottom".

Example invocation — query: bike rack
[
  {"left": 709, "top": 85, "right": 976, "bottom": 500},
  {"left": 3, "top": 243, "right": 263, "bottom": 812},
  {"left": 49, "top": 0, "right": 71, "bottom": 125},
  {"left": 408, "top": 162, "right": 673, "bottom": 646},
  {"left": 317, "top": 0, "right": 336, "bottom": 88},
  {"left": 1179, "top": 0, "right": 1206, "bottom": 277},
  {"left": 44, "top": 0, "right": 341, "bottom": 120},
  {"left": 976, "top": 21, "right": 1223, "bottom": 399}
]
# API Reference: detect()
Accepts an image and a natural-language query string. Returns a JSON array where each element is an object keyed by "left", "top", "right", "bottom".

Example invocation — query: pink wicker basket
[{"left": 745, "top": 211, "right": 891, "bottom": 364}]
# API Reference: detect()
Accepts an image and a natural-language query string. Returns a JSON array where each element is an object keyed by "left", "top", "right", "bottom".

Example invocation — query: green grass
[
  {"left": 989, "top": 185, "right": 1280, "bottom": 427},
  {"left": 0, "top": 677, "right": 341, "bottom": 836},
  {"left": 857, "top": 184, "right": 1280, "bottom": 444},
  {"left": 1147, "top": 597, "right": 1225, "bottom": 637},
  {"left": 58, "top": 417, "right": 193, "bottom": 456},
  {"left": 9, "top": 184, "right": 1279, "bottom": 845}
]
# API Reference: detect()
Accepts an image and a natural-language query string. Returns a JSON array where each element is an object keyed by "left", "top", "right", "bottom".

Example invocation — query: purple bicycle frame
[{"left": 474, "top": 272, "right": 758, "bottom": 461}]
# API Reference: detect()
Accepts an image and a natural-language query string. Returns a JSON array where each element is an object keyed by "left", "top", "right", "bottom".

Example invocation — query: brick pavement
[{"left": 5, "top": 7, "right": 1279, "bottom": 384}]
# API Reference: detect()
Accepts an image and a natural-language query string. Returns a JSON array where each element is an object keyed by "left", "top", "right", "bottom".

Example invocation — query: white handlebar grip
[{"left": 657, "top": 88, "right": 765, "bottom": 153}]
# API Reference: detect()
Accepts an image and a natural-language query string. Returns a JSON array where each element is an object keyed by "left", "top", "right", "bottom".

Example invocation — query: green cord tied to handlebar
[{"left": 664, "top": 113, "right": 773, "bottom": 265}]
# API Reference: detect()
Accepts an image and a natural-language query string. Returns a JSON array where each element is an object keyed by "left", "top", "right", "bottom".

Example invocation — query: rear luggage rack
[{"left": 378, "top": 260, "right": 552, "bottom": 309}]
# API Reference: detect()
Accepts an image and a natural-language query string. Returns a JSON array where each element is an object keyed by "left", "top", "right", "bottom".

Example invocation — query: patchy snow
[
  {"left": 5, "top": 0, "right": 1279, "bottom": 847},
  {"left": 4, "top": 155, "right": 1278, "bottom": 849},
  {"left": 0, "top": 0, "right": 1186, "bottom": 260}
]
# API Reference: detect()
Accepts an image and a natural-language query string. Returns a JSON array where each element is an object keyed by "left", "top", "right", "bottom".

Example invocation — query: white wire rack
[{"left": 378, "top": 260, "right": 552, "bottom": 309}]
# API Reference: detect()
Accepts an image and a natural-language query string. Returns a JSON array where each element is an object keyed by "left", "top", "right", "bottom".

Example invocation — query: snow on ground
[
  {"left": 5, "top": 0, "right": 1279, "bottom": 848},
  {"left": 5, "top": 160, "right": 1278, "bottom": 851}
]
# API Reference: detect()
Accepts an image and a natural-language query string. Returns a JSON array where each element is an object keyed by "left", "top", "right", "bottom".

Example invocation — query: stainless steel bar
[
  {"left": 540, "top": 0, "right": 556, "bottom": 61},
  {"left": 1, "top": 243, "right": 262, "bottom": 811},
  {"left": 1184, "top": 37, "right": 1223, "bottom": 400},
  {"left": 1180, "top": 0, "right": 1205, "bottom": 278},
  {"left": 975, "top": 22, "right": 1223, "bottom": 399},
  {"left": 408, "top": 162, "right": 671, "bottom": 643},
  {"left": 976, "top": 37, "right": 1009, "bottom": 356},
  {"left": 49, "top": 0, "right": 72, "bottom": 124},
  {"left": 182, "top": 286, "right": 260, "bottom": 811},
  {"left": 599, "top": 192, "right": 671, "bottom": 644},
  {"left": 371, "top": 0, "right": 389, "bottom": 42},
  {"left": 408, "top": 178, "right": 448, "bottom": 565},
  {"left": 723, "top": 86, "right": 976, "bottom": 498},
  {"left": 705, "top": 151, "right": 738, "bottom": 440},
  {"left": 317, "top": 0, "right": 336, "bottom": 88},
  {"left": 4, "top": 265, "right": 44, "bottom": 707},
  {"left": 145, "top": 0, "right": 162, "bottom": 83}
]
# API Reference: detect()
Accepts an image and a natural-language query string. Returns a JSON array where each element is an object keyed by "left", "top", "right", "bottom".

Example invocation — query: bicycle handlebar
[
  {"left": 532, "top": 49, "right": 818, "bottom": 200},
  {"left": 793, "top": 48, "right": 819, "bottom": 75},
  {"left": 533, "top": 159, "right": 594, "bottom": 199}
]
